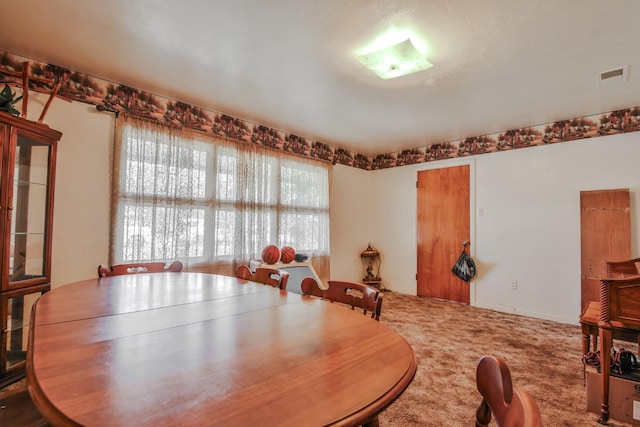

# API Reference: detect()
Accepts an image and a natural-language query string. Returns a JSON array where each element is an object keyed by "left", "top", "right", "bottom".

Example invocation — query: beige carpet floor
[
  {"left": 1, "top": 291, "right": 637, "bottom": 426},
  {"left": 377, "top": 291, "right": 636, "bottom": 426}
]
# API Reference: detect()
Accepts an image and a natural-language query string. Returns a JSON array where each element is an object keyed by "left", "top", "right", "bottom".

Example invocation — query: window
[{"left": 113, "top": 116, "right": 330, "bottom": 269}]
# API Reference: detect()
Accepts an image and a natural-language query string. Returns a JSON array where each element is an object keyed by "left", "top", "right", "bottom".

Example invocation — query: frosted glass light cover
[{"left": 357, "top": 39, "right": 433, "bottom": 79}]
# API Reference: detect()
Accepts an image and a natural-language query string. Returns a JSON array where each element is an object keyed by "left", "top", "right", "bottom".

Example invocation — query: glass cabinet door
[
  {"left": 8, "top": 136, "right": 51, "bottom": 284},
  {"left": 1, "top": 288, "right": 47, "bottom": 376}
]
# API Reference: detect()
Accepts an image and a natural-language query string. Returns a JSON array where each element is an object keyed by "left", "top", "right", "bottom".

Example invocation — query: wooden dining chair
[
  {"left": 300, "top": 278, "right": 383, "bottom": 321},
  {"left": 98, "top": 260, "right": 183, "bottom": 277},
  {"left": 607, "top": 257, "right": 640, "bottom": 277},
  {"left": 475, "top": 355, "right": 542, "bottom": 427},
  {"left": 235, "top": 265, "right": 289, "bottom": 290},
  {"left": 0, "top": 389, "right": 49, "bottom": 427}
]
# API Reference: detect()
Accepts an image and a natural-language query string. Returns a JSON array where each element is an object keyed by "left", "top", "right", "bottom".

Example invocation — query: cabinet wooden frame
[{"left": 0, "top": 112, "right": 61, "bottom": 388}]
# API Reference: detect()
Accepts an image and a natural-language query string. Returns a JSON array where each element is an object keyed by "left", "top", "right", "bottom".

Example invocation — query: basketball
[
  {"left": 261, "top": 245, "right": 280, "bottom": 264},
  {"left": 280, "top": 246, "right": 296, "bottom": 263}
]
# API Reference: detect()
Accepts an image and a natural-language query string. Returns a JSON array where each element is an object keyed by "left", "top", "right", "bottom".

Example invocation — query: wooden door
[
  {"left": 417, "top": 165, "right": 470, "bottom": 303},
  {"left": 580, "top": 189, "right": 631, "bottom": 310}
]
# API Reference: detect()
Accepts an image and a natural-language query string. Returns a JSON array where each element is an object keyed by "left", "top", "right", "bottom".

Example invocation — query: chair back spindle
[
  {"left": 98, "top": 261, "right": 183, "bottom": 277},
  {"left": 300, "top": 278, "right": 382, "bottom": 321},
  {"left": 236, "top": 265, "right": 289, "bottom": 290},
  {"left": 607, "top": 257, "right": 640, "bottom": 278}
]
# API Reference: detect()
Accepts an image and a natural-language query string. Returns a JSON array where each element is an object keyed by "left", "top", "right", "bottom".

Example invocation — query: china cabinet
[{"left": 0, "top": 112, "right": 61, "bottom": 387}]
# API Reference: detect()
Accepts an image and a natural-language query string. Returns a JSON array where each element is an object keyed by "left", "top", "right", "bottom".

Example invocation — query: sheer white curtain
[{"left": 112, "top": 114, "right": 331, "bottom": 279}]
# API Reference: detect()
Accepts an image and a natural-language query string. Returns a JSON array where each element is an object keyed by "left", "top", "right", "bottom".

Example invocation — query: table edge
[
  {"left": 332, "top": 344, "right": 417, "bottom": 426},
  {"left": 26, "top": 273, "right": 418, "bottom": 426},
  {"left": 27, "top": 297, "right": 81, "bottom": 426}
]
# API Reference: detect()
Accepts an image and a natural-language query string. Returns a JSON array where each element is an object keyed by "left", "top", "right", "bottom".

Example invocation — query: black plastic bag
[{"left": 452, "top": 249, "right": 477, "bottom": 282}]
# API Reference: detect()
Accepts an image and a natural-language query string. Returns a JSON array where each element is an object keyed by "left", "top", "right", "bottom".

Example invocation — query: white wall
[
  {"left": 22, "top": 92, "right": 640, "bottom": 324},
  {"left": 330, "top": 133, "right": 640, "bottom": 325},
  {"left": 329, "top": 165, "right": 370, "bottom": 282},
  {"left": 23, "top": 93, "right": 113, "bottom": 288},
  {"left": 476, "top": 135, "right": 639, "bottom": 324}
]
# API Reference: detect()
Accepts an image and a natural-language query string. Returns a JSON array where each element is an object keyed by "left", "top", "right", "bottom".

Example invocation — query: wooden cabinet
[{"left": 0, "top": 112, "right": 61, "bottom": 387}]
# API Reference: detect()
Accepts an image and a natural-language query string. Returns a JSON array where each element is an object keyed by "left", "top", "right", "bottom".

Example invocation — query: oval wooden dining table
[{"left": 26, "top": 272, "right": 416, "bottom": 426}]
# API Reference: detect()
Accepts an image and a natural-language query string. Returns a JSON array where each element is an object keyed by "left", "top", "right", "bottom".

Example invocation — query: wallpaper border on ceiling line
[{"left": 1, "top": 51, "right": 639, "bottom": 171}]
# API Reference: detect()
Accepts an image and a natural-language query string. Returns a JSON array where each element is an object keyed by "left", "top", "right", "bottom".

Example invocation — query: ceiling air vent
[{"left": 596, "top": 66, "right": 629, "bottom": 87}]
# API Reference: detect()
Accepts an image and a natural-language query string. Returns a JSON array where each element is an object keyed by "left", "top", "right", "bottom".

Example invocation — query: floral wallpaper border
[{"left": 2, "top": 51, "right": 639, "bottom": 171}]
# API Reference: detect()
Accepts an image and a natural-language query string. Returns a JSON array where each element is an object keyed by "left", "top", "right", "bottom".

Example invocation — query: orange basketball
[
  {"left": 280, "top": 246, "right": 296, "bottom": 263},
  {"left": 261, "top": 245, "right": 280, "bottom": 264}
]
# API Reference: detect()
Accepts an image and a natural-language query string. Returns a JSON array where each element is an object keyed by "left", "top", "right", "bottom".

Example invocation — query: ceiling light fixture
[{"left": 356, "top": 36, "right": 433, "bottom": 80}]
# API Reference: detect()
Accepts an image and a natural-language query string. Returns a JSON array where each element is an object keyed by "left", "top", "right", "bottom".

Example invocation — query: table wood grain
[{"left": 27, "top": 273, "right": 416, "bottom": 426}]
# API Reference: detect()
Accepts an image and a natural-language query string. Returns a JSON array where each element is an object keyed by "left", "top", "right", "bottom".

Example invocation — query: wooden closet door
[
  {"left": 580, "top": 189, "right": 631, "bottom": 310},
  {"left": 417, "top": 165, "right": 470, "bottom": 304}
]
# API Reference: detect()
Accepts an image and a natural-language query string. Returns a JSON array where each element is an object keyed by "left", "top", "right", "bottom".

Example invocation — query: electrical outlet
[{"left": 511, "top": 281, "right": 518, "bottom": 290}]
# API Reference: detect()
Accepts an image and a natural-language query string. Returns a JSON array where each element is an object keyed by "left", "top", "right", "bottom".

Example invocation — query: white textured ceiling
[{"left": 1, "top": 0, "right": 639, "bottom": 156}]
